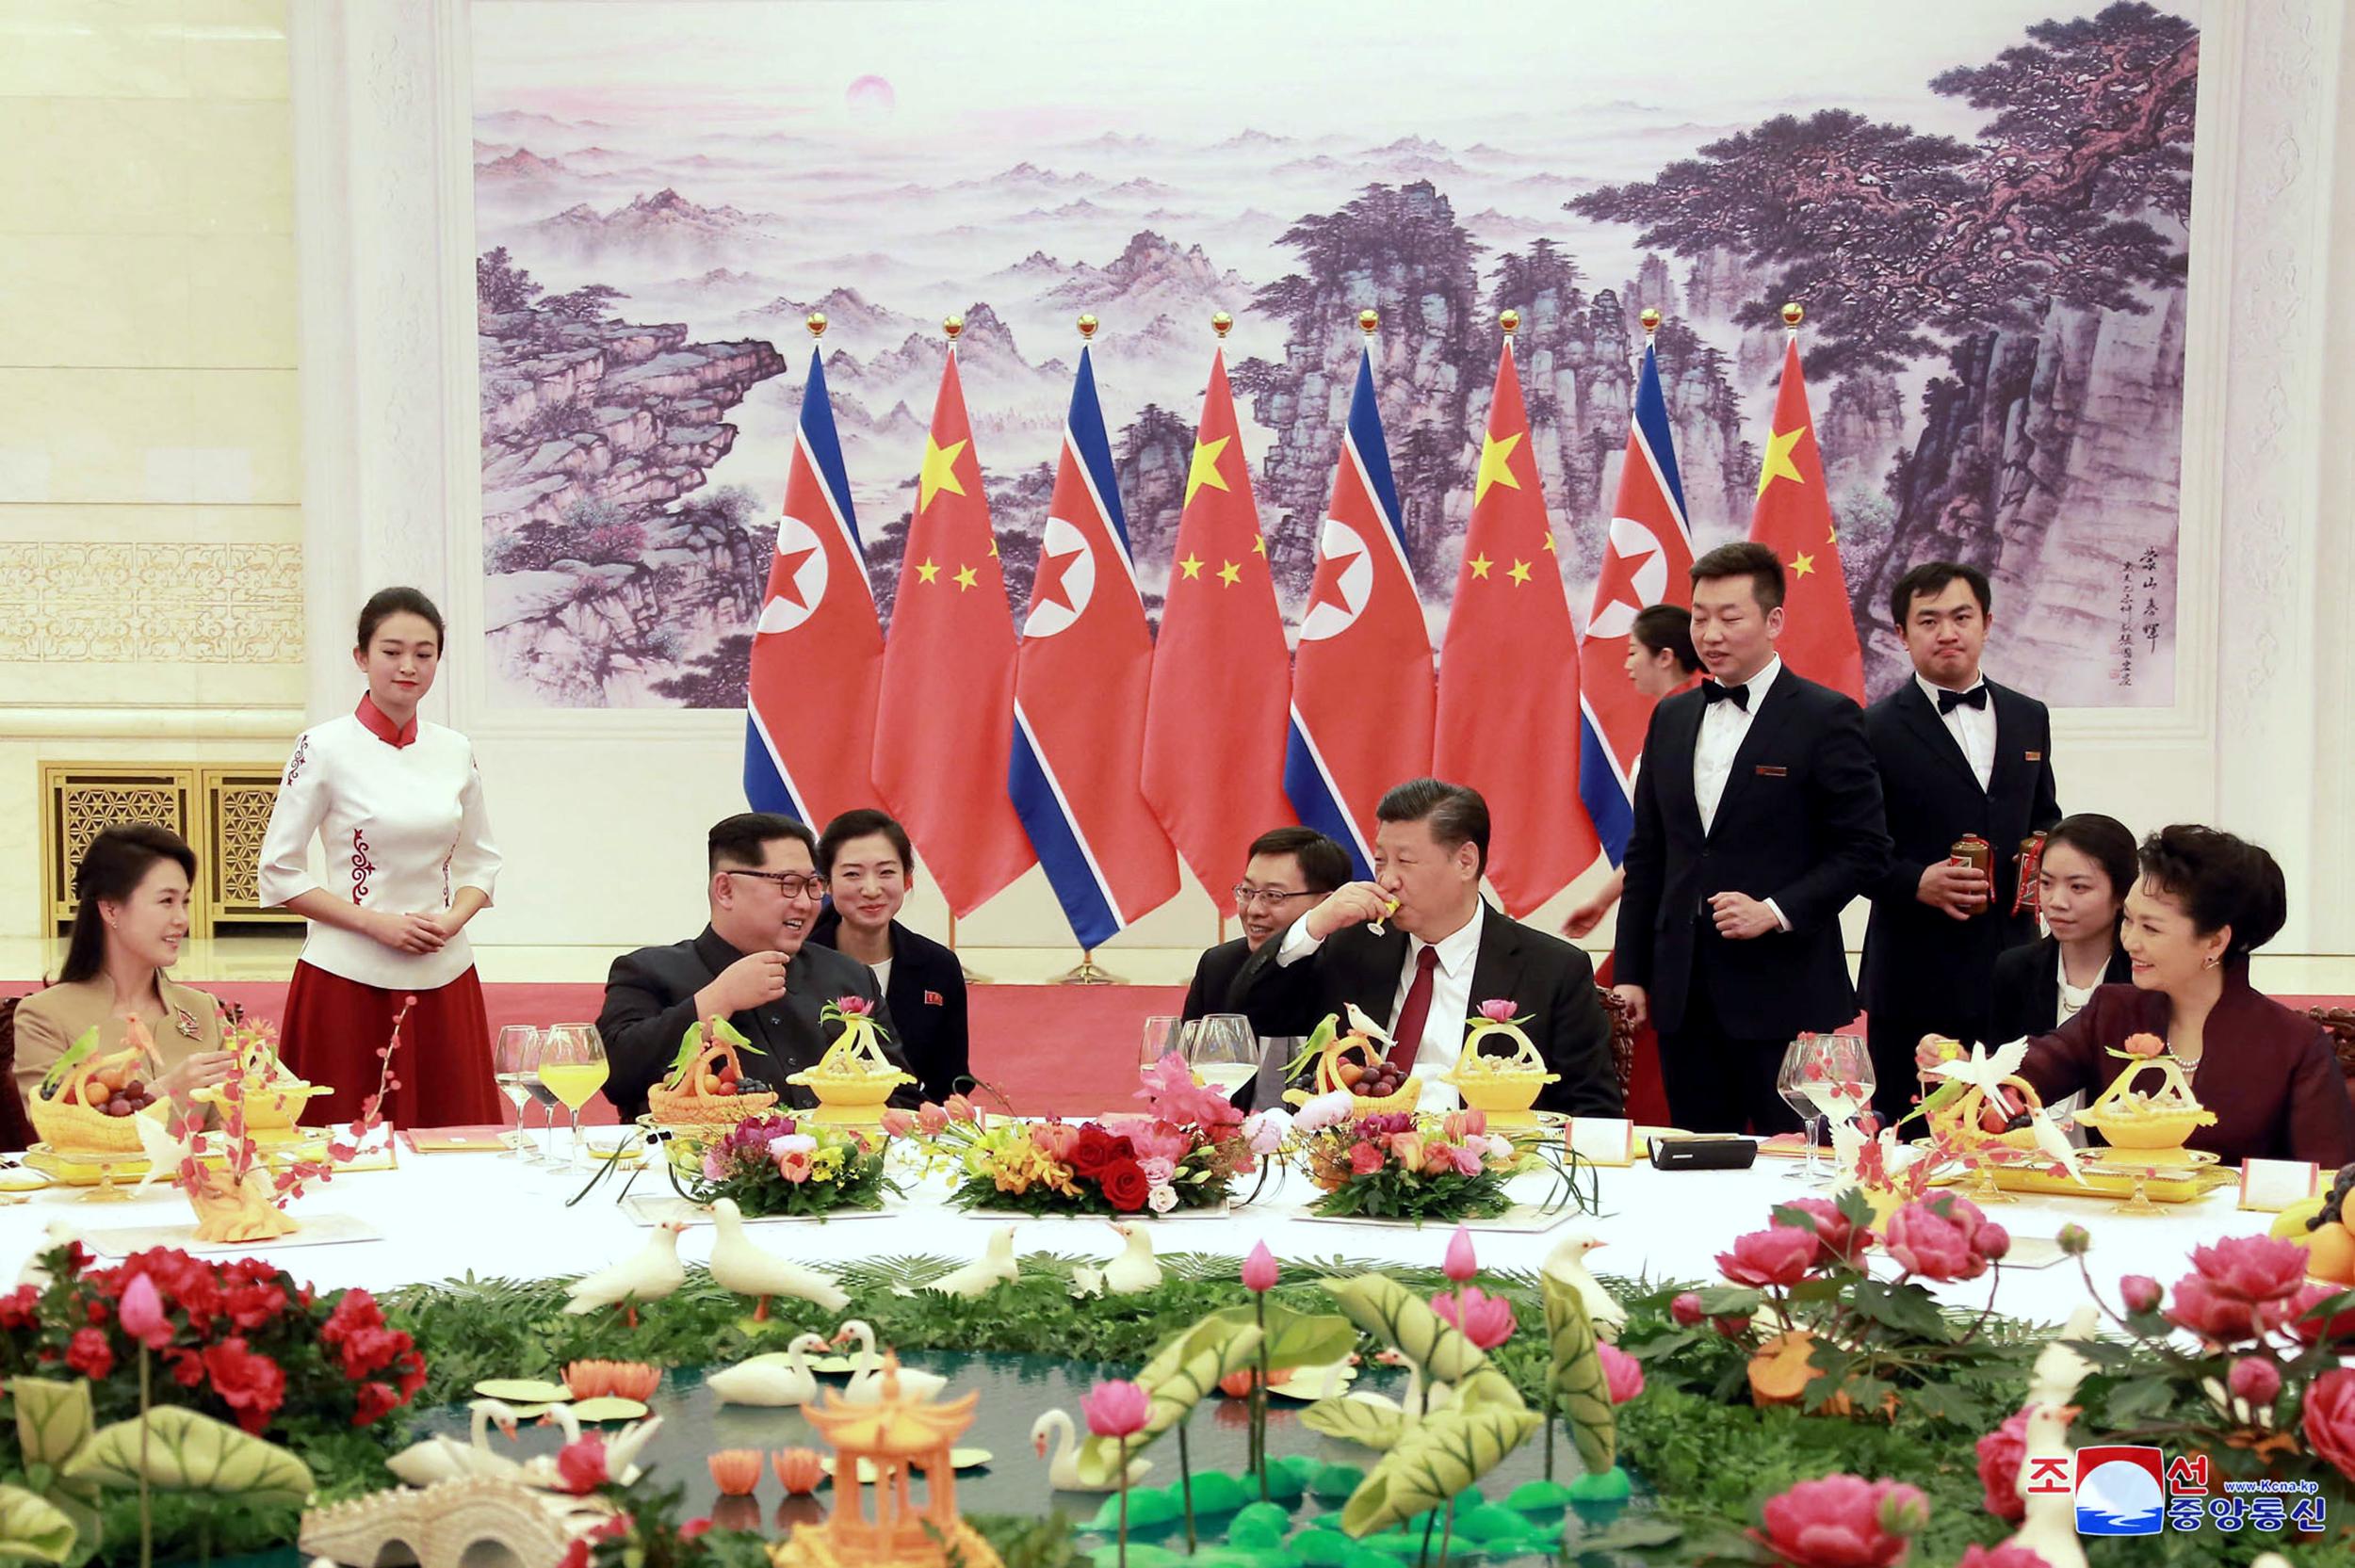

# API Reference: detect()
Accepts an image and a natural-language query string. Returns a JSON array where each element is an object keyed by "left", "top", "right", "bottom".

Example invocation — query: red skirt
[{"left": 280, "top": 961, "right": 500, "bottom": 1130}]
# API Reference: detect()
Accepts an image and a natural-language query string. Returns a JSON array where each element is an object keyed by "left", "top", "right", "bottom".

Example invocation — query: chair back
[{"left": 1597, "top": 985, "right": 1636, "bottom": 1106}]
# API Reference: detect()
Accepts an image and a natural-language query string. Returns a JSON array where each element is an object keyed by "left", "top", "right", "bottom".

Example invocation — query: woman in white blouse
[{"left": 256, "top": 588, "right": 502, "bottom": 1126}]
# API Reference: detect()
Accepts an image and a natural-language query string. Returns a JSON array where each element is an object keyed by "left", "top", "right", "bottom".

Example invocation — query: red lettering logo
[
  {"left": 2026, "top": 1457, "right": 2071, "bottom": 1495},
  {"left": 2166, "top": 1455, "right": 2209, "bottom": 1495}
]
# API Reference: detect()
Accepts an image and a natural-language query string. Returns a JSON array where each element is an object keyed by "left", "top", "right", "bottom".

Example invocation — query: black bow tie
[
  {"left": 1701, "top": 680, "right": 1750, "bottom": 711},
  {"left": 1937, "top": 685, "right": 1989, "bottom": 715}
]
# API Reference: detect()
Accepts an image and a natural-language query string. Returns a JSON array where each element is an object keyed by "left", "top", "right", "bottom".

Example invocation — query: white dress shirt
[
  {"left": 257, "top": 698, "right": 502, "bottom": 992},
  {"left": 1276, "top": 900, "right": 1486, "bottom": 1111},
  {"left": 1916, "top": 672, "right": 1994, "bottom": 791}
]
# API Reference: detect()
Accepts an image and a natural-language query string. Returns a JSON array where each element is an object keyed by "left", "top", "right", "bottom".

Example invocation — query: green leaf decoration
[
  {"left": 62, "top": 1407, "right": 314, "bottom": 1505},
  {"left": 1210, "top": 1301, "right": 1356, "bottom": 1369},
  {"left": 1300, "top": 1396, "right": 1406, "bottom": 1451},
  {"left": 37, "top": 1029, "right": 98, "bottom": 1102},
  {"left": 8, "top": 1382, "right": 90, "bottom": 1468},
  {"left": 1450, "top": 1367, "right": 1527, "bottom": 1415},
  {"left": 0, "top": 1484, "right": 78, "bottom": 1565},
  {"left": 1072, "top": 1316, "right": 1264, "bottom": 1486},
  {"left": 1539, "top": 1269, "right": 1615, "bottom": 1476},
  {"left": 1337, "top": 1403, "right": 1541, "bottom": 1538},
  {"left": 1319, "top": 1275, "right": 1489, "bottom": 1384}
]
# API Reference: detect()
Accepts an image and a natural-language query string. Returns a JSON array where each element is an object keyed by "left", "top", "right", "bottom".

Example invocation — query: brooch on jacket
[{"left": 174, "top": 1008, "right": 201, "bottom": 1041}]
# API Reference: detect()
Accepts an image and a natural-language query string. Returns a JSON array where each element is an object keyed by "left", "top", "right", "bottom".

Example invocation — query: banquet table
[{"left": 0, "top": 1138, "right": 2263, "bottom": 1327}]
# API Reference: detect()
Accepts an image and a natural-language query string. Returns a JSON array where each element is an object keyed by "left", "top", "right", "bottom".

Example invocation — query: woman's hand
[
  {"left": 365, "top": 911, "right": 448, "bottom": 954},
  {"left": 153, "top": 1051, "right": 237, "bottom": 1106}
]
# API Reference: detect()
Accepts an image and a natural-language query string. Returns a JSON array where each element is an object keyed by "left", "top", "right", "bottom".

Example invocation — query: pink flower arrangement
[
  {"left": 2164, "top": 1274, "right": 2273, "bottom": 1345},
  {"left": 2305, "top": 1366, "right": 2355, "bottom": 1483},
  {"left": 2286, "top": 1281, "right": 2355, "bottom": 1345},
  {"left": 2227, "top": 1355, "right": 2282, "bottom": 1405},
  {"left": 1884, "top": 1196, "right": 2001, "bottom": 1283},
  {"left": 1135, "top": 1051, "right": 1243, "bottom": 1131},
  {"left": 1431, "top": 1285, "right": 1516, "bottom": 1350},
  {"left": 1597, "top": 1343, "right": 1644, "bottom": 1404},
  {"left": 2186, "top": 1234, "right": 2308, "bottom": 1303},
  {"left": 1716, "top": 1224, "right": 1821, "bottom": 1289},
  {"left": 1750, "top": 1474, "right": 1928, "bottom": 1568},
  {"left": 1779, "top": 1197, "right": 1872, "bottom": 1268},
  {"left": 1973, "top": 1410, "right": 2028, "bottom": 1522},
  {"left": 1082, "top": 1379, "right": 1151, "bottom": 1438}
]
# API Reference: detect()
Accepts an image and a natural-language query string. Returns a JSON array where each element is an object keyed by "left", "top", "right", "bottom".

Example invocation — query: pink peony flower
[
  {"left": 2285, "top": 1282, "right": 2355, "bottom": 1345},
  {"left": 1597, "top": 1343, "right": 1643, "bottom": 1404},
  {"left": 120, "top": 1271, "right": 172, "bottom": 1350},
  {"left": 1884, "top": 1198, "right": 1990, "bottom": 1283},
  {"left": 2120, "top": 1274, "right": 2163, "bottom": 1315},
  {"left": 1293, "top": 1090, "right": 1355, "bottom": 1133},
  {"left": 879, "top": 1107, "right": 916, "bottom": 1139},
  {"left": 1974, "top": 1411, "right": 2029, "bottom": 1522},
  {"left": 1443, "top": 1225, "right": 1478, "bottom": 1283},
  {"left": 1750, "top": 1474, "right": 1927, "bottom": 1568},
  {"left": 1954, "top": 1547, "right": 2054, "bottom": 1568},
  {"left": 1347, "top": 1141, "right": 1386, "bottom": 1176},
  {"left": 1242, "top": 1110, "right": 1290, "bottom": 1156},
  {"left": 2228, "top": 1356, "right": 2282, "bottom": 1406},
  {"left": 834, "top": 994, "right": 872, "bottom": 1016},
  {"left": 1128, "top": 1123, "right": 1194, "bottom": 1167},
  {"left": 1031, "top": 1121, "right": 1081, "bottom": 1163},
  {"left": 1475, "top": 998, "right": 1518, "bottom": 1022},
  {"left": 1432, "top": 1285, "right": 1516, "bottom": 1349},
  {"left": 1974, "top": 1222, "right": 2010, "bottom": 1262},
  {"left": 1716, "top": 1225, "right": 1821, "bottom": 1288},
  {"left": 1242, "top": 1241, "right": 1277, "bottom": 1294},
  {"left": 2166, "top": 1273, "right": 2273, "bottom": 1345},
  {"left": 2304, "top": 1366, "right": 2355, "bottom": 1484},
  {"left": 1780, "top": 1198, "right": 1870, "bottom": 1268},
  {"left": 2188, "top": 1235, "right": 2310, "bottom": 1303},
  {"left": 1081, "top": 1379, "right": 1151, "bottom": 1438},
  {"left": 2120, "top": 1030, "right": 2165, "bottom": 1058},
  {"left": 1670, "top": 1292, "right": 1704, "bottom": 1327}
]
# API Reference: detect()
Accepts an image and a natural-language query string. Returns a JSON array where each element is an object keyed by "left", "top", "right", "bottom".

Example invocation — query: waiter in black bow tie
[
  {"left": 1859, "top": 561, "right": 2060, "bottom": 1123},
  {"left": 1613, "top": 542, "right": 1889, "bottom": 1134}
]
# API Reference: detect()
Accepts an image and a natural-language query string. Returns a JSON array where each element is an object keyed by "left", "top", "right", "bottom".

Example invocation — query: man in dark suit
[
  {"left": 806, "top": 808, "right": 970, "bottom": 1104},
  {"left": 1234, "top": 779, "right": 1621, "bottom": 1118},
  {"left": 599, "top": 813, "right": 912, "bottom": 1118},
  {"left": 1860, "top": 562, "right": 2061, "bottom": 1123},
  {"left": 1613, "top": 542, "right": 1890, "bottom": 1134},
  {"left": 1181, "top": 826, "right": 1351, "bottom": 1023}
]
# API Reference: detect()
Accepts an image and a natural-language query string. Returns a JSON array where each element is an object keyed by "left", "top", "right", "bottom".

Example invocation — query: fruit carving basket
[
  {"left": 648, "top": 1029, "right": 777, "bottom": 1129},
  {"left": 786, "top": 997, "right": 913, "bottom": 1126},
  {"left": 30, "top": 1038, "right": 167, "bottom": 1156},
  {"left": 1285, "top": 1012, "right": 1419, "bottom": 1116},
  {"left": 2072, "top": 1053, "right": 2215, "bottom": 1160},
  {"left": 1445, "top": 1007, "right": 1556, "bottom": 1124}
]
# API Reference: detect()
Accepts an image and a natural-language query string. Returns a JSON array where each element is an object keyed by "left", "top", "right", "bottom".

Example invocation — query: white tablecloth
[{"left": 0, "top": 1142, "right": 2262, "bottom": 1330}]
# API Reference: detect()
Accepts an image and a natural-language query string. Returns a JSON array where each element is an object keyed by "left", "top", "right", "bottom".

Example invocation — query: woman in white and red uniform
[{"left": 257, "top": 587, "right": 501, "bottom": 1126}]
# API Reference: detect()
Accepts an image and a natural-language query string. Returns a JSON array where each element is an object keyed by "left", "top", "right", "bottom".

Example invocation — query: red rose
[
  {"left": 1715, "top": 1225, "right": 1820, "bottom": 1289},
  {"left": 0, "top": 1285, "right": 41, "bottom": 1331},
  {"left": 1347, "top": 1141, "right": 1387, "bottom": 1176},
  {"left": 2304, "top": 1366, "right": 2355, "bottom": 1483},
  {"left": 1070, "top": 1126, "right": 1122, "bottom": 1177},
  {"left": 1750, "top": 1474, "right": 1926, "bottom": 1568},
  {"left": 1099, "top": 1159, "right": 1150, "bottom": 1212},
  {"left": 1974, "top": 1410, "right": 2029, "bottom": 1522},
  {"left": 202, "top": 1337, "right": 286, "bottom": 1434},
  {"left": 1780, "top": 1198, "right": 1871, "bottom": 1268},
  {"left": 2188, "top": 1235, "right": 2309, "bottom": 1304},
  {"left": 353, "top": 1382, "right": 400, "bottom": 1427},
  {"left": 65, "top": 1329, "right": 113, "bottom": 1382}
]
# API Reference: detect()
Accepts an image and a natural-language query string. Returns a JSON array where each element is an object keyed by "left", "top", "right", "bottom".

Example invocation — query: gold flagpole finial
[
  {"left": 1499, "top": 308, "right": 1520, "bottom": 338},
  {"left": 1779, "top": 301, "right": 1804, "bottom": 337},
  {"left": 1077, "top": 314, "right": 1099, "bottom": 341},
  {"left": 805, "top": 312, "right": 828, "bottom": 340},
  {"left": 1210, "top": 310, "right": 1233, "bottom": 339},
  {"left": 1357, "top": 308, "right": 1380, "bottom": 338},
  {"left": 943, "top": 314, "right": 965, "bottom": 342},
  {"left": 1639, "top": 307, "right": 1663, "bottom": 337}
]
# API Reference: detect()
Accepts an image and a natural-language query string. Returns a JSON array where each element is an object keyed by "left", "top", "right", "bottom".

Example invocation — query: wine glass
[
  {"left": 1141, "top": 1015, "right": 1184, "bottom": 1068},
  {"left": 1780, "top": 1033, "right": 1874, "bottom": 1186},
  {"left": 1187, "top": 1014, "right": 1261, "bottom": 1098},
  {"left": 1775, "top": 1035, "right": 1823, "bottom": 1179},
  {"left": 493, "top": 1026, "right": 543, "bottom": 1162},
  {"left": 538, "top": 1023, "right": 610, "bottom": 1172}
]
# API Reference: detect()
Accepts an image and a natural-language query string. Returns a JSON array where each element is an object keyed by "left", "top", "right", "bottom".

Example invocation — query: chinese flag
[
  {"left": 1748, "top": 337, "right": 1864, "bottom": 702},
  {"left": 871, "top": 347, "right": 1036, "bottom": 916},
  {"left": 1142, "top": 345, "right": 1294, "bottom": 914},
  {"left": 1436, "top": 336, "right": 1598, "bottom": 915}
]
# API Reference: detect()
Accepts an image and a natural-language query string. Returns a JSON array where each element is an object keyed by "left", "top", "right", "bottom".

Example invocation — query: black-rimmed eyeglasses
[
  {"left": 725, "top": 869, "right": 829, "bottom": 899},
  {"left": 1233, "top": 885, "right": 1314, "bottom": 910}
]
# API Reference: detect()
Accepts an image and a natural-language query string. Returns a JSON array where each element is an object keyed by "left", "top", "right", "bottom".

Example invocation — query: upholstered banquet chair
[{"left": 2308, "top": 1006, "right": 2355, "bottom": 1117}]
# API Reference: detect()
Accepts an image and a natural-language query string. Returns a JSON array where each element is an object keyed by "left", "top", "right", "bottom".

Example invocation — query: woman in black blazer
[{"left": 1987, "top": 814, "right": 2136, "bottom": 1043}]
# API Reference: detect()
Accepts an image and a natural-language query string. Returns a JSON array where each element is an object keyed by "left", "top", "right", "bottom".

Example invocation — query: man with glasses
[
  {"left": 598, "top": 812, "right": 912, "bottom": 1117},
  {"left": 1181, "top": 827, "right": 1351, "bottom": 1024}
]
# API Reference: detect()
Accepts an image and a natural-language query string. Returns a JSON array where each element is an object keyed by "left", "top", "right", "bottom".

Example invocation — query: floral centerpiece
[
  {"left": 667, "top": 1112, "right": 891, "bottom": 1219},
  {"left": 891, "top": 1054, "right": 1259, "bottom": 1216},
  {"left": 1288, "top": 1098, "right": 1520, "bottom": 1221}
]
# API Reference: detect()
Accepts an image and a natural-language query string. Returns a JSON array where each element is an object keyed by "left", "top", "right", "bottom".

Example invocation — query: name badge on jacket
[
  {"left": 1755, "top": 765, "right": 1789, "bottom": 778},
  {"left": 2025, "top": 751, "right": 2043, "bottom": 762}
]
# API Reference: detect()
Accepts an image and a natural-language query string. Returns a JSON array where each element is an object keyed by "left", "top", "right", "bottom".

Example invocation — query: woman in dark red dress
[
  {"left": 2012, "top": 825, "right": 2355, "bottom": 1166},
  {"left": 255, "top": 588, "right": 502, "bottom": 1127}
]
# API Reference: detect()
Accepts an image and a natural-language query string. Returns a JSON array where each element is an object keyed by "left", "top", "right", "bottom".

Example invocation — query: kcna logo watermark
[{"left": 2024, "top": 1447, "right": 2327, "bottom": 1536}]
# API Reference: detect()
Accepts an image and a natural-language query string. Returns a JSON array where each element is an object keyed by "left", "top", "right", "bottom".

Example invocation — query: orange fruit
[
  {"left": 83, "top": 1083, "right": 109, "bottom": 1107},
  {"left": 1337, "top": 1061, "right": 1365, "bottom": 1088},
  {"left": 2305, "top": 1221, "right": 2355, "bottom": 1285}
]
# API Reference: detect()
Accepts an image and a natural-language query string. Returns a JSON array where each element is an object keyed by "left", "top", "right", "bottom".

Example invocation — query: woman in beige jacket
[{"left": 13, "top": 825, "right": 236, "bottom": 1113}]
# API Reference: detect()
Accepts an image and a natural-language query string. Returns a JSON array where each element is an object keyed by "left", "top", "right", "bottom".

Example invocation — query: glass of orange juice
[{"left": 537, "top": 1023, "right": 610, "bottom": 1171}]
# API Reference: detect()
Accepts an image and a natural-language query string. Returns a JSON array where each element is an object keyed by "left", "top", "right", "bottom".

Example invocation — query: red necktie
[{"left": 1389, "top": 946, "right": 1440, "bottom": 1074}]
